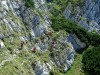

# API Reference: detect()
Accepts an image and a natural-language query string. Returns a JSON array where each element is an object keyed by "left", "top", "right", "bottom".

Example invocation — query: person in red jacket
[
  {"left": 19, "top": 41, "right": 24, "bottom": 50},
  {"left": 47, "top": 31, "right": 52, "bottom": 36},
  {"left": 32, "top": 47, "right": 36, "bottom": 53}
]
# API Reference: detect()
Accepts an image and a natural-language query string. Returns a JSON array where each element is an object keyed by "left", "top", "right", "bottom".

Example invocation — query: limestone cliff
[
  {"left": 1, "top": 0, "right": 99, "bottom": 75},
  {"left": 0, "top": 0, "right": 76, "bottom": 75},
  {"left": 64, "top": 0, "right": 100, "bottom": 33}
]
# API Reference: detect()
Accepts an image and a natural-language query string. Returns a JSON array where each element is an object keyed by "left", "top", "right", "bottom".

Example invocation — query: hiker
[
  {"left": 47, "top": 31, "right": 52, "bottom": 40},
  {"left": 51, "top": 41, "right": 57, "bottom": 47},
  {"left": 19, "top": 41, "right": 24, "bottom": 50},
  {"left": 44, "top": 60, "right": 51, "bottom": 70},
  {"left": 47, "top": 31, "right": 52, "bottom": 36},
  {"left": 32, "top": 47, "right": 37, "bottom": 53},
  {"left": 29, "top": 33, "right": 32, "bottom": 41},
  {"left": 44, "top": 60, "right": 47, "bottom": 64}
]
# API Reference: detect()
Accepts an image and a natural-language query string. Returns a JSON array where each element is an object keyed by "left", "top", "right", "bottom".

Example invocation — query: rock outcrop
[
  {"left": 1, "top": 0, "right": 98, "bottom": 75},
  {"left": 35, "top": 61, "right": 50, "bottom": 75},
  {"left": 67, "top": 34, "right": 86, "bottom": 50},
  {"left": 0, "top": 40, "right": 5, "bottom": 49},
  {"left": 64, "top": 0, "right": 100, "bottom": 33},
  {"left": 0, "top": 0, "right": 76, "bottom": 75}
]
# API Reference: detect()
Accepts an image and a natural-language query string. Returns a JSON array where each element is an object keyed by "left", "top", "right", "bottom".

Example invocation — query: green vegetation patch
[
  {"left": 51, "top": 16, "right": 100, "bottom": 46},
  {"left": 64, "top": 54, "right": 84, "bottom": 75},
  {"left": 24, "top": 0, "right": 35, "bottom": 8},
  {"left": 0, "top": 56, "right": 35, "bottom": 75},
  {"left": 69, "top": 0, "right": 84, "bottom": 5},
  {"left": 82, "top": 46, "right": 100, "bottom": 75}
]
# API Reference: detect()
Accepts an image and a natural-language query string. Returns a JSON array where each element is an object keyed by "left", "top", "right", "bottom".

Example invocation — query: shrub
[
  {"left": 82, "top": 46, "right": 100, "bottom": 75},
  {"left": 7, "top": 45, "right": 15, "bottom": 54},
  {"left": 51, "top": 16, "right": 100, "bottom": 46},
  {"left": 70, "top": 0, "right": 84, "bottom": 6},
  {"left": 51, "top": 16, "right": 89, "bottom": 45},
  {"left": 24, "top": 0, "right": 34, "bottom": 8}
]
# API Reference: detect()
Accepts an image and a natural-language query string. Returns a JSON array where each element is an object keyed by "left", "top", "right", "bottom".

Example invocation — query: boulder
[
  {"left": 67, "top": 34, "right": 86, "bottom": 50},
  {"left": 1, "top": 0, "right": 9, "bottom": 11},
  {"left": 35, "top": 61, "right": 49, "bottom": 75},
  {"left": 64, "top": 0, "right": 100, "bottom": 33},
  {"left": 0, "top": 40, "right": 5, "bottom": 49}
]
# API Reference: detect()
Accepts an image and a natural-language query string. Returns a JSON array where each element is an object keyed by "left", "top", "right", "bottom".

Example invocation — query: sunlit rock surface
[
  {"left": 64, "top": 0, "right": 100, "bottom": 33},
  {"left": 1, "top": 0, "right": 99, "bottom": 75}
]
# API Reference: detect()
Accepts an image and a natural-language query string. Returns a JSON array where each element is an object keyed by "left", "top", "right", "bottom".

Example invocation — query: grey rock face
[
  {"left": 0, "top": 40, "right": 5, "bottom": 49},
  {"left": 8, "top": 0, "right": 50, "bottom": 37},
  {"left": 35, "top": 61, "right": 50, "bottom": 75},
  {"left": 0, "top": 34, "right": 4, "bottom": 39},
  {"left": 78, "top": 20, "right": 89, "bottom": 30},
  {"left": 0, "top": 0, "right": 26, "bottom": 39},
  {"left": 64, "top": 0, "right": 100, "bottom": 33},
  {"left": 49, "top": 33, "right": 76, "bottom": 72},
  {"left": 64, "top": 50, "right": 75, "bottom": 72},
  {"left": 0, "top": 0, "right": 89, "bottom": 74},
  {"left": 67, "top": 34, "right": 86, "bottom": 50}
]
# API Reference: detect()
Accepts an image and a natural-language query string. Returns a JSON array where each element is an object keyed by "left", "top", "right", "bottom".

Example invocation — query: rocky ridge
[
  {"left": 64, "top": 0, "right": 100, "bottom": 33},
  {"left": 0, "top": 0, "right": 89, "bottom": 75}
]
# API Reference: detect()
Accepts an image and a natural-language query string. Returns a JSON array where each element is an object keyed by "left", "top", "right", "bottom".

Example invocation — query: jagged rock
[
  {"left": 0, "top": 0, "right": 92, "bottom": 74},
  {"left": 89, "top": 21, "right": 100, "bottom": 32},
  {"left": 1, "top": 0, "right": 9, "bottom": 11},
  {"left": 35, "top": 61, "right": 49, "bottom": 75},
  {"left": 0, "top": 40, "right": 5, "bottom": 49},
  {"left": 34, "top": 0, "right": 45, "bottom": 9},
  {"left": 78, "top": 20, "right": 89, "bottom": 30},
  {"left": 67, "top": 34, "right": 86, "bottom": 50},
  {"left": 0, "top": 34, "right": 4, "bottom": 39},
  {"left": 64, "top": 51, "right": 75, "bottom": 72},
  {"left": 64, "top": 0, "right": 100, "bottom": 33}
]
